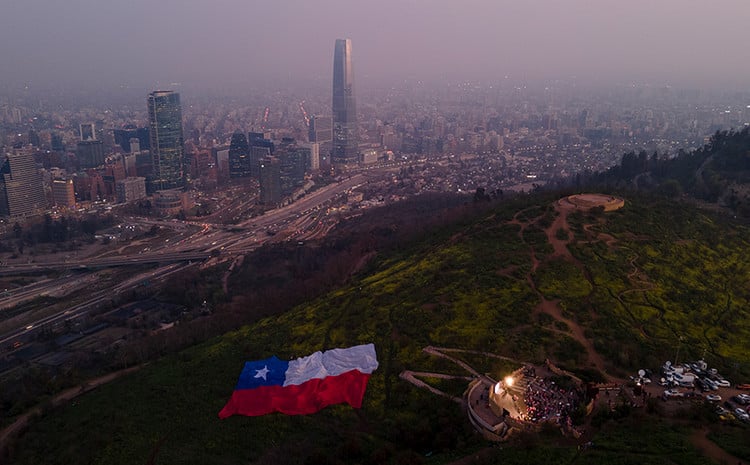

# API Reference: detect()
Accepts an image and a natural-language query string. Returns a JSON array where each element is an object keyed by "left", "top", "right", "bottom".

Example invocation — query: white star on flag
[{"left": 254, "top": 365, "right": 270, "bottom": 380}]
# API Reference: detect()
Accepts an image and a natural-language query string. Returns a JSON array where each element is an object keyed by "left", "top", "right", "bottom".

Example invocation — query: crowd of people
[{"left": 522, "top": 375, "right": 584, "bottom": 425}]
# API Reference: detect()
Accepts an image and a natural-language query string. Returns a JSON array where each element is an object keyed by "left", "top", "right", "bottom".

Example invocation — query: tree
[
  {"left": 659, "top": 179, "right": 682, "bottom": 198},
  {"left": 473, "top": 187, "right": 489, "bottom": 203}
]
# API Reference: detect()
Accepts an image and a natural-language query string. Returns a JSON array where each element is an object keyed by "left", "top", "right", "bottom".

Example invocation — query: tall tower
[
  {"left": 332, "top": 38, "right": 358, "bottom": 168},
  {"left": 0, "top": 152, "right": 47, "bottom": 217},
  {"left": 259, "top": 156, "right": 281, "bottom": 206},
  {"left": 228, "top": 132, "right": 251, "bottom": 178},
  {"left": 147, "top": 91, "right": 184, "bottom": 191}
]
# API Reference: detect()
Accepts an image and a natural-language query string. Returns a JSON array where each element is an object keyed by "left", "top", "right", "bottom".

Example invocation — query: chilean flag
[{"left": 218, "top": 344, "right": 378, "bottom": 418}]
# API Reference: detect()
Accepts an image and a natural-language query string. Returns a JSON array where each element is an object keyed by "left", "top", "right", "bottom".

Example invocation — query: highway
[
  {"left": 0, "top": 262, "right": 192, "bottom": 351},
  {"left": 0, "top": 174, "right": 367, "bottom": 354}
]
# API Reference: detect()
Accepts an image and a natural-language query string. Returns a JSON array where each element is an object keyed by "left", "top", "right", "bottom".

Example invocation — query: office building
[
  {"left": 28, "top": 130, "right": 40, "bottom": 147},
  {"left": 259, "top": 156, "right": 281, "bottom": 205},
  {"left": 0, "top": 152, "right": 47, "bottom": 217},
  {"left": 214, "top": 147, "right": 229, "bottom": 181},
  {"left": 308, "top": 115, "right": 332, "bottom": 143},
  {"left": 249, "top": 133, "right": 274, "bottom": 179},
  {"left": 279, "top": 148, "right": 306, "bottom": 194},
  {"left": 306, "top": 142, "right": 320, "bottom": 171},
  {"left": 228, "top": 132, "right": 251, "bottom": 178},
  {"left": 51, "top": 133, "right": 65, "bottom": 152},
  {"left": 51, "top": 179, "right": 76, "bottom": 208},
  {"left": 153, "top": 189, "right": 189, "bottom": 216},
  {"left": 332, "top": 38, "right": 358, "bottom": 167},
  {"left": 77, "top": 140, "right": 105, "bottom": 168},
  {"left": 113, "top": 127, "right": 150, "bottom": 153},
  {"left": 116, "top": 177, "right": 147, "bottom": 203},
  {"left": 148, "top": 91, "right": 184, "bottom": 191},
  {"left": 80, "top": 123, "right": 96, "bottom": 141}
]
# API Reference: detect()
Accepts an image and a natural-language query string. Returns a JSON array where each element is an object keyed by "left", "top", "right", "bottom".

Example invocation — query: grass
[
  {"left": 8, "top": 193, "right": 750, "bottom": 464},
  {"left": 707, "top": 423, "right": 750, "bottom": 461}
]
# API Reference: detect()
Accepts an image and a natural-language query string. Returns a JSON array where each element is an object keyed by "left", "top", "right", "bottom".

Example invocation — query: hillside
[
  {"left": 590, "top": 127, "right": 750, "bottom": 216},
  {"left": 6, "top": 193, "right": 750, "bottom": 464}
]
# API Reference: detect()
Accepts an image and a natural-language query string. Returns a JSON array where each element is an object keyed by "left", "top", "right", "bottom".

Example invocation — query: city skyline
[{"left": 1, "top": 0, "right": 750, "bottom": 92}]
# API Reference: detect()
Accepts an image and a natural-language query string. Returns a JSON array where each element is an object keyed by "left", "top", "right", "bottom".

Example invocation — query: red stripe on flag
[{"left": 218, "top": 370, "right": 371, "bottom": 418}]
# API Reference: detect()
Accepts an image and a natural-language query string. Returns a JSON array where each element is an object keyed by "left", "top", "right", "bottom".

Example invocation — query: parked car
[
  {"left": 733, "top": 408, "right": 750, "bottom": 422},
  {"left": 663, "top": 389, "right": 683, "bottom": 398},
  {"left": 715, "top": 379, "right": 731, "bottom": 388},
  {"left": 706, "top": 394, "right": 722, "bottom": 402}
]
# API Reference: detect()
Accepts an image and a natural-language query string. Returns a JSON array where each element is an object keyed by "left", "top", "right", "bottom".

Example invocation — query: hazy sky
[{"left": 1, "top": 0, "right": 749, "bottom": 91}]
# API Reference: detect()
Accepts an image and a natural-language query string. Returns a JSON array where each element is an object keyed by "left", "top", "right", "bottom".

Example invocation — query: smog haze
[{"left": 1, "top": 0, "right": 748, "bottom": 92}]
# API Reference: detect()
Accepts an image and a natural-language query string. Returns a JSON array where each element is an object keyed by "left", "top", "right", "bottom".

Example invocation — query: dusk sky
[{"left": 1, "top": 0, "right": 749, "bottom": 91}]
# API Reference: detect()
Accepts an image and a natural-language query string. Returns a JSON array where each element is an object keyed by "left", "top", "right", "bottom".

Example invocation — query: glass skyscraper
[
  {"left": 228, "top": 132, "right": 251, "bottom": 178},
  {"left": 148, "top": 90, "right": 184, "bottom": 191},
  {"left": 332, "top": 38, "right": 358, "bottom": 167}
]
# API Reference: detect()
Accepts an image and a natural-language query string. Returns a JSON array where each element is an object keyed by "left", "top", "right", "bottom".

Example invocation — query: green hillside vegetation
[
  {"left": 7, "top": 192, "right": 750, "bottom": 464},
  {"left": 591, "top": 127, "right": 750, "bottom": 216}
]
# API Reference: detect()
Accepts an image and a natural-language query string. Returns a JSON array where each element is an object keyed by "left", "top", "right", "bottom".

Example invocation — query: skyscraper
[
  {"left": 259, "top": 156, "right": 281, "bottom": 206},
  {"left": 148, "top": 91, "right": 184, "bottom": 191},
  {"left": 332, "top": 38, "right": 358, "bottom": 167},
  {"left": 228, "top": 132, "right": 251, "bottom": 178},
  {"left": 0, "top": 152, "right": 47, "bottom": 217},
  {"left": 248, "top": 133, "right": 274, "bottom": 179}
]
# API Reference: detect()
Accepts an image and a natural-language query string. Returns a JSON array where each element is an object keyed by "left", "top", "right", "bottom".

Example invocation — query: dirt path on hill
[
  {"left": 690, "top": 428, "right": 744, "bottom": 465},
  {"left": 398, "top": 370, "right": 469, "bottom": 403},
  {"left": 538, "top": 297, "right": 610, "bottom": 377},
  {"left": 0, "top": 365, "right": 143, "bottom": 459},
  {"left": 504, "top": 202, "right": 616, "bottom": 380},
  {"left": 527, "top": 201, "right": 618, "bottom": 381},
  {"left": 583, "top": 223, "right": 618, "bottom": 248},
  {"left": 222, "top": 255, "right": 244, "bottom": 294}
]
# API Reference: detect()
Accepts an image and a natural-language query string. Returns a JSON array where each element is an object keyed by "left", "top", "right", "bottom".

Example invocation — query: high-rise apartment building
[
  {"left": 148, "top": 91, "right": 184, "bottom": 191},
  {"left": 0, "top": 152, "right": 47, "bottom": 217},
  {"left": 332, "top": 38, "right": 358, "bottom": 167}
]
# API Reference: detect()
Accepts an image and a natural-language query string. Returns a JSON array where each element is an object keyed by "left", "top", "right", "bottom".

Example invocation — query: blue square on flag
[{"left": 235, "top": 356, "right": 289, "bottom": 389}]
